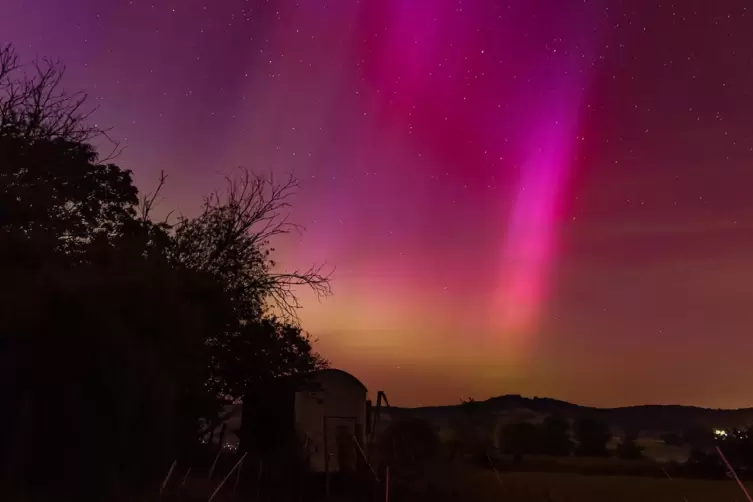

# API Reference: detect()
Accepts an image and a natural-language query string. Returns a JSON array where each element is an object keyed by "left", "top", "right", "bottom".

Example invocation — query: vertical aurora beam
[
  {"left": 495, "top": 113, "right": 582, "bottom": 335},
  {"left": 493, "top": 4, "right": 604, "bottom": 337},
  {"left": 356, "top": 0, "right": 605, "bottom": 345}
]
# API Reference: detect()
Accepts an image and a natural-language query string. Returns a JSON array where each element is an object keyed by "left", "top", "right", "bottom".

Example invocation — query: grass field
[
  {"left": 163, "top": 451, "right": 753, "bottom": 502},
  {"left": 474, "top": 471, "right": 752, "bottom": 502},
  {"left": 167, "top": 469, "right": 753, "bottom": 502}
]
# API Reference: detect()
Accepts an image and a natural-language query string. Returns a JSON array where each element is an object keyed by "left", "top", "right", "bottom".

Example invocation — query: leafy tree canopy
[
  {"left": 573, "top": 418, "right": 612, "bottom": 457},
  {"left": 0, "top": 43, "right": 331, "bottom": 500}
]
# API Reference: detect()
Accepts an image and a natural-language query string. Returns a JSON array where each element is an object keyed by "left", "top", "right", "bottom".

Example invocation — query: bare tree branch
[
  {"left": 138, "top": 170, "right": 171, "bottom": 223},
  {"left": 0, "top": 43, "right": 121, "bottom": 160},
  {"left": 170, "top": 167, "right": 333, "bottom": 321}
]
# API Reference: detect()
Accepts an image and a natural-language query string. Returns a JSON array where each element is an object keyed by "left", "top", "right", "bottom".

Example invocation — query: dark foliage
[
  {"left": 0, "top": 249, "right": 220, "bottom": 500},
  {"left": 685, "top": 448, "right": 726, "bottom": 479},
  {"left": 683, "top": 426, "right": 716, "bottom": 449},
  {"left": 0, "top": 43, "right": 330, "bottom": 501},
  {"left": 660, "top": 432, "right": 683, "bottom": 446},
  {"left": 379, "top": 419, "right": 442, "bottom": 471},
  {"left": 447, "top": 398, "right": 495, "bottom": 463},
  {"left": 683, "top": 427, "right": 753, "bottom": 479},
  {"left": 0, "top": 133, "right": 138, "bottom": 260},
  {"left": 539, "top": 415, "right": 575, "bottom": 456},
  {"left": 168, "top": 169, "right": 330, "bottom": 402},
  {"left": 0, "top": 43, "right": 111, "bottom": 145},
  {"left": 616, "top": 429, "right": 644, "bottom": 459},
  {"left": 499, "top": 422, "right": 540, "bottom": 457},
  {"left": 497, "top": 415, "right": 574, "bottom": 460},
  {"left": 714, "top": 428, "right": 753, "bottom": 478},
  {"left": 573, "top": 418, "right": 611, "bottom": 457}
]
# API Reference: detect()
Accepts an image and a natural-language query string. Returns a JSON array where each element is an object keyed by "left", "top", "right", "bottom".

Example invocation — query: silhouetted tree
[
  {"left": 1, "top": 244, "right": 230, "bottom": 500},
  {"left": 447, "top": 398, "right": 494, "bottom": 464},
  {"left": 171, "top": 170, "right": 332, "bottom": 319},
  {"left": 206, "top": 316, "right": 326, "bottom": 403},
  {"left": 573, "top": 418, "right": 611, "bottom": 456},
  {"left": 379, "top": 419, "right": 442, "bottom": 471},
  {"left": 683, "top": 426, "right": 716, "bottom": 450},
  {"left": 0, "top": 43, "right": 115, "bottom": 147},
  {"left": 715, "top": 428, "right": 753, "bottom": 477},
  {"left": 686, "top": 448, "right": 726, "bottom": 479},
  {"left": 539, "top": 415, "right": 574, "bottom": 456},
  {"left": 0, "top": 44, "right": 331, "bottom": 501},
  {"left": 169, "top": 169, "right": 331, "bottom": 402},
  {"left": 660, "top": 432, "right": 683, "bottom": 446},
  {"left": 616, "top": 429, "right": 644, "bottom": 459},
  {"left": 0, "top": 133, "right": 138, "bottom": 261},
  {"left": 0, "top": 49, "right": 164, "bottom": 498},
  {"left": 499, "top": 422, "right": 540, "bottom": 460}
]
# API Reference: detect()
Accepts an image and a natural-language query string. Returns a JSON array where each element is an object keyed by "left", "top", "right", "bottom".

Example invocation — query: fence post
[
  {"left": 208, "top": 448, "right": 222, "bottom": 480},
  {"left": 207, "top": 452, "right": 248, "bottom": 502},
  {"left": 384, "top": 466, "right": 390, "bottom": 502},
  {"left": 233, "top": 456, "right": 245, "bottom": 494},
  {"left": 159, "top": 460, "right": 177, "bottom": 498},
  {"left": 181, "top": 467, "right": 192, "bottom": 487}
]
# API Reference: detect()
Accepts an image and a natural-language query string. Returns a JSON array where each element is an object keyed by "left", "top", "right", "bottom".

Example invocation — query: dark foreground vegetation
[
  {"left": 0, "top": 43, "right": 330, "bottom": 501},
  {"left": 371, "top": 417, "right": 753, "bottom": 501}
]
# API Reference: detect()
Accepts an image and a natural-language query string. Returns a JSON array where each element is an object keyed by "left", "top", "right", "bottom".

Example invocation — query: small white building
[
  {"left": 215, "top": 369, "right": 370, "bottom": 473},
  {"left": 295, "top": 369, "right": 368, "bottom": 472}
]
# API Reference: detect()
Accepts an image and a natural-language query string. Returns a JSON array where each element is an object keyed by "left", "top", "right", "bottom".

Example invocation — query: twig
[{"left": 139, "top": 170, "right": 169, "bottom": 222}]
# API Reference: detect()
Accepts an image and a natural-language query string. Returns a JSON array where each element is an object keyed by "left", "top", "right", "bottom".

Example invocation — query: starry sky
[{"left": 4, "top": 0, "right": 753, "bottom": 409}]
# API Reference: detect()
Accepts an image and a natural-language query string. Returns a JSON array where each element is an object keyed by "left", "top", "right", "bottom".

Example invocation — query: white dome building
[{"left": 214, "top": 369, "right": 372, "bottom": 473}]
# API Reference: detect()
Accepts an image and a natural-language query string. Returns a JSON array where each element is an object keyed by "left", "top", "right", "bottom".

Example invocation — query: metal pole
[
  {"left": 384, "top": 466, "right": 389, "bottom": 502},
  {"left": 324, "top": 416, "right": 330, "bottom": 501},
  {"left": 208, "top": 448, "right": 222, "bottom": 480},
  {"left": 207, "top": 452, "right": 248, "bottom": 502},
  {"left": 233, "top": 456, "right": 245, "bottom": 494},
  {"left": 181, "top": 467, "right": 192, "bottom": 487},
  {"left": 159, "top": 460, "right": 177, "bottom": 498},
  {"left": 352, "top": 434, "right": 379, "bottom": 481}
]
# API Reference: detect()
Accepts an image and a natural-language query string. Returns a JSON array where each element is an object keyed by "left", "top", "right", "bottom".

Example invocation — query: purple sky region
[{"left": 4, "top": 0, "right": 753, "bottom": 408}]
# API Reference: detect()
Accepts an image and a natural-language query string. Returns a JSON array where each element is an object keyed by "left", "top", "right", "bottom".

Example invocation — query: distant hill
[{"left": 382, "top": 394, "right": 753, "bottom": 435}]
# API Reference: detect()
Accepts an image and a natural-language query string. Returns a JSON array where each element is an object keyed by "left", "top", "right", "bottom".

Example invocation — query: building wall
[{"left": 294, "top": 370, "right": 367, "bottom": 472}]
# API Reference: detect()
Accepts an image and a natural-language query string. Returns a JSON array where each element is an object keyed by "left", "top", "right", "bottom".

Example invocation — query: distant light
[{"left": 714, "top": 429, "right": 728, "bottom": 437}]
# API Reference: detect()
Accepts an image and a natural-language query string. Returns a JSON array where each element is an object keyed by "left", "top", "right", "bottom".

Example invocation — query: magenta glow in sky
[
  {"left": 5, "top": 0, "right": 753, "bottom": 409},
  {"left": 359, "top": 0, "right": 603, "bottom": 343}
]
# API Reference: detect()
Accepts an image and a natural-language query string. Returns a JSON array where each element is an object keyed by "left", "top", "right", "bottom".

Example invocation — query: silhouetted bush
[{"left": 379, "top": 419, "right": 442, "bottom": 471}]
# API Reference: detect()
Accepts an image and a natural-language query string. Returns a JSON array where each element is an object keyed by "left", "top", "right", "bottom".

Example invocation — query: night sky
[{"left": 4, "top": 0, "right": 753, "bottom": 409}]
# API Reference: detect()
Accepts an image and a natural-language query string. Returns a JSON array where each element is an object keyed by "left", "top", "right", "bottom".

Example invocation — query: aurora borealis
[{"left": 4, "top": 0, "right": 753, "bottom": 409}]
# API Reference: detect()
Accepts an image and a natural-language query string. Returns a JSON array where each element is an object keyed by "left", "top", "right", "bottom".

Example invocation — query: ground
[
  {"left": 166, "top": 470, "right": 752, "bottom": 501},
  {"left": 163, "top": 452, "right": 752, "bottom": 502},
  {"left": 479, "top": 472, "right": 750, "bottom": 502}
]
